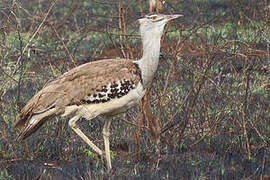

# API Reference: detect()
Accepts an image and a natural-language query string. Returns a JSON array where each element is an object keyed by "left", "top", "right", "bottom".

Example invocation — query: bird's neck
[{"left": 137, "top": 32, "right": 162, "bottom": 88}]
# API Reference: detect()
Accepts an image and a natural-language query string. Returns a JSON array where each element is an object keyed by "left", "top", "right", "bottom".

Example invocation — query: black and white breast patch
[{"left": 80, "top": 79, "right": 136, "bottom": 104}]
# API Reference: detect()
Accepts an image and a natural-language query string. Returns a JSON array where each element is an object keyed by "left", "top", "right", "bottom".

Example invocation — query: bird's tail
[{"left": 15, "top": 108, "right": 59, "bottom": 141}]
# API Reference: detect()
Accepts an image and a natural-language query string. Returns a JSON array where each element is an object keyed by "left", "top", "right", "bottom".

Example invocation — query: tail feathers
[{"left": 16, "top": 108, "right": 59, "bottom": 141}]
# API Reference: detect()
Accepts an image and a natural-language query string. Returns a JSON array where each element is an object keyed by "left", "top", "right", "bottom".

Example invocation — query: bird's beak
[{"left": 166, "top": 14, "right": 183, "bottom": 21}]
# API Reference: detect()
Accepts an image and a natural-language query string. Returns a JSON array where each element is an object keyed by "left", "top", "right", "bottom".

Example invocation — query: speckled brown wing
[{"left": 15, "top": 59, "right": 141, "bottom": 134}]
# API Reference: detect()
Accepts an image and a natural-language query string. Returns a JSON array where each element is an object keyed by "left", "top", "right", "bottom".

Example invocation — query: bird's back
[{"left": 15, "top": 58, "right": 143, "bottom": 140}]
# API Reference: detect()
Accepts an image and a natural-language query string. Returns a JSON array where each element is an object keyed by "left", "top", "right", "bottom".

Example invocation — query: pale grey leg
[
  {"left": 102, "top": 118, "right": 112, "bottom": 171},
  {"left": 68, "top": 115, "right": 103, "bottom": 156}
]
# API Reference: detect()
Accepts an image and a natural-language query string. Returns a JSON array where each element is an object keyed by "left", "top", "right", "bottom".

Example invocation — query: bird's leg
[
  {"left": 102, "top": 117, "right": 112, "bottom": 171},
  {"left": 68, "top": 115, "right": 103, "bottom": 156}
]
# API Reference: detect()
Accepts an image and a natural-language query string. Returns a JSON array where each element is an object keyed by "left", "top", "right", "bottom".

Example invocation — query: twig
[
  {"left": 242, "top": 67, "right": 251, "bottom": 159},
  {"left": 161, "top": 87, "right": 193, "bottom": 133},
  {"left": 156, "top": 59, "right": 174, "bottom": 130},
  {"left": 118, "top": 0, "right": 127, "bottom": 59},
  {"left": 12, "top": 1, "right": 56, "bottom": 76},
  {"left": 56, "top": 0, "right": 78, "bottom": 31},
  {"left": 119, "top": 117, "right": 149, "bottom": 131},
  {"left": 49, "top": 23, "right": 77, "bottom": 67},
  {"left": 140, "top": 0, "right": 144, "bottom": 16}
]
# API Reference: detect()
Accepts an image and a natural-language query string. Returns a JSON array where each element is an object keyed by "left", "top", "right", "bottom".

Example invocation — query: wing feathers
[{"left": 16, "top": 108, "right": 59, "bottom": 140}]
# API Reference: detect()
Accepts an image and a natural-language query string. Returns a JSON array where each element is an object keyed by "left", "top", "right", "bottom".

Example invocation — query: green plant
[{"left": 0, "top": 169, "right": 12, "bottom": 180}]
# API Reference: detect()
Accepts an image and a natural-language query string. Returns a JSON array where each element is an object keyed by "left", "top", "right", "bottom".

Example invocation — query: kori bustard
[{"left": 15, "top": 14, "right": 182, "bottom": 171}]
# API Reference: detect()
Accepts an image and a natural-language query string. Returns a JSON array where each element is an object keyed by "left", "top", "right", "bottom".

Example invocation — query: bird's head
[{"left": 138, "top": 14, "right": 183, "bottom": 37}]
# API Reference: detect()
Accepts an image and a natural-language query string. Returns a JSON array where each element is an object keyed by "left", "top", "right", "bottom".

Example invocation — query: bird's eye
[{"left": 151, "top": 16, "right": 157, "bottom": 20}]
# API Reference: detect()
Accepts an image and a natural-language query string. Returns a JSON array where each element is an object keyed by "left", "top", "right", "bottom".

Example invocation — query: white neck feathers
[{"left": 136, "top": 23, "right": 165, "bottom": 88}]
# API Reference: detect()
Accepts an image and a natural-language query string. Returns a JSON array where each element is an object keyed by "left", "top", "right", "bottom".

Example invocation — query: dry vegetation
[{"left": 0, "top": 0, "right": 269, "bottom": 179}]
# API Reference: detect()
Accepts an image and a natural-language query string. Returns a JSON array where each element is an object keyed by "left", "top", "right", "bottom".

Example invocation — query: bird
[{"left": 14, "top": 13, "right": 182, "bottom": 171}]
